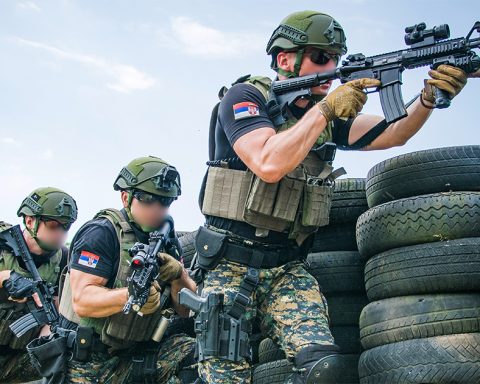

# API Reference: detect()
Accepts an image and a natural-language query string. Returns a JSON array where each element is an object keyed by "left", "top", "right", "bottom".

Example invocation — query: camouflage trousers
[
  {"left": 0, "top": 346, "right": 41, "bottom": 383},
  {"left": 66, "top": 333, "right": 196, "bottom": 384},
  {"left": 199, "top": 259, "right": 334, "bottom": 384}
]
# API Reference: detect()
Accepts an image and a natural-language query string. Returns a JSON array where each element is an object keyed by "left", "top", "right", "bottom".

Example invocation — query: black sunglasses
[
  {"left": 307, "top": 49, "right": 340, "bottom": 66},
  {"left": 132, "top": 190, "right": 176, "bottom": 207},
  {"left": 40, "top": 217, "right": 72, "bottom": 231}
]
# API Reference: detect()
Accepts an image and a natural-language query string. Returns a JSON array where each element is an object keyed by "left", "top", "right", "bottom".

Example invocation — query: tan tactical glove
[
  {"left": 422, "top": 64, "right": 467, "bottom": 104},
  {"left": 157, "top": 252, "right": 183, "bottom": 283},
  {"left": 139, "top": 281, "right": 161, "bottom": 315},
  {"left": 317, "top": 78, "right": 381, "bottom": 121}
]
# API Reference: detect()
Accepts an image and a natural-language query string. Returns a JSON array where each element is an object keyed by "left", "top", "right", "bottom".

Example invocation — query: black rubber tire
[
  {"left": 252, "top": 359, "right": 293, "bottom": 384},
  {"left": 311, "top": 223, "right": 358, "bottom": 253},
  {"left": 358, "top": 333, "right": 480, "bottom": 384},
  {"left": 359, "top": 294, "right": 480, "bottom": 350},
  {"left": 258, "top": 338, "right": 285, "bottom": 364},
  {"left": 327, "top": 294, "right": 369, "bottom": 326},
  {"left": 356, "top": 191, "right": 480, "bottom": 259},
  {"left": 330, "top": 178, "right": 368, "bottom": 224},
  {"left": 250, "top": 332, "right": 264, "bottom": 365},
  {"left": 365, "top": 238, "right": 480, "bottom": 301},
  {"left": 178, "top": 230, "right": 198, "bottom": 269},
  {"left": 306, "top": 251, "right": 365, "bottom": 294},
  {"left": 332, "top": 326, "right": 363, "bottom": 354},
  {"left": 366, "top": 145, "right": 480, "bottom": 208}
]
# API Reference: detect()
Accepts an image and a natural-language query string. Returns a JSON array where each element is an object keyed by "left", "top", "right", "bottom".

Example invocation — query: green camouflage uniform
[{"left": 199, "top": 260, "right": 333, "bottom": 383}]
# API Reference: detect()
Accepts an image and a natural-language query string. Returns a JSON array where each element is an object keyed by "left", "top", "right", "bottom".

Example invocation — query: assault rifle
[{"left": 269, "top": 21, "right": 480, "bottom": 125}]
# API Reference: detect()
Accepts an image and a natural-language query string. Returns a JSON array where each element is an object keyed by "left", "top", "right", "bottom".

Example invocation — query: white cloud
[
  {"left": 11, "top": 37, "right": 156, "bottom": 93},
  {"left": 1, "top": 137, "right": 22, "bottom": 146},
  {"left": 17, "top": 1, "right": 41, "bottom": 12},
  {"left": 164, "top": 16, "right": 264, "bottom": 58}
]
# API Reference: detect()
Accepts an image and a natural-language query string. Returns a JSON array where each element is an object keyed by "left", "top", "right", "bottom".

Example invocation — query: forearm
[
  {"left": 259, "top": 107, "right": 327, "bottom": 181},
  {"left": 366, "top": 96, "right": 433, "bottom": 150},
  {"left": 170, "top": 269, "right": 196, "bottom": 318},
  {"left": 73, "top": 285, "right": 127, "bottom": 318}
]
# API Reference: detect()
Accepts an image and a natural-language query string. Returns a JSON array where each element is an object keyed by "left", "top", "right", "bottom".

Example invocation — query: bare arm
[
  {"left": 347, "top": 97, "right": 433, "bottom": 151},
  {"left": 169, "top": 269, "right": 197, "bottom": 318},
  {"left": 69, "top": 269, "right": 127, "bottom": 318},
  {"left": 233, "top": 106, "right": 328, "bottom": 183}
]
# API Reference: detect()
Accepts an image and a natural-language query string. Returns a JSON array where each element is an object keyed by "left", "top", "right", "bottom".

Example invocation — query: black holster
[{"left": 193, "top": 292, "right": 252, "bottom": 363}]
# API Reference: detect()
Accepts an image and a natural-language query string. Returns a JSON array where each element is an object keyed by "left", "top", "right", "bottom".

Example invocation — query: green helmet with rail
[
  {"left": 266, "top": 11, "right": 348, "bottom": 77},
  {"left": 113, "top": 156, "right": 181, "bottom": 232},
  {"left": 17, "top": 187, "right": 78, "bottom": 251},
  {"left": 113, "top": 156, "right": 181, "bottom": 198}
]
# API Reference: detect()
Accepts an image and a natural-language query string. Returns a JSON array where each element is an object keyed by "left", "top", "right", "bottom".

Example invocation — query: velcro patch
[
  {"left": 233, "top": 102, "right": 259, "bottom": 120},
  {"left": 78, "top": 250, "right": 100, "bottom": 268}
]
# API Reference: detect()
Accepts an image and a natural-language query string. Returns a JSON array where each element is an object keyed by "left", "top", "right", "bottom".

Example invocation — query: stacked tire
[
  {"left": 253, "top": 178, "right": 369, "bottom": 383},
  {"left": 356, "top": 146, "right": 480, "bottom": 384},
  {"left": 178, "top": 229, "right": 198, "bottom": 269}
]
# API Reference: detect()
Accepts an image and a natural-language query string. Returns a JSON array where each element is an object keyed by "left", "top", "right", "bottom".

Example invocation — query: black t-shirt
[
  {"left": 69, "top": 209, "right": 182, "bottom": 288},
  {"left": 205, "top": 83, "right": 355, "bottom": 244}
]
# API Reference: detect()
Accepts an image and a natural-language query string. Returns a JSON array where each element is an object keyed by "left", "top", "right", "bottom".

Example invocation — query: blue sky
[{"left": 0, "top": 0, "right": 478, "bottom": 238}]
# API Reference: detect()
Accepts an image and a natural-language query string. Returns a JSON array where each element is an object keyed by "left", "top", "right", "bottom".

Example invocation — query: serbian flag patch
[
  {"left": 78, "top": 250, "right": 100, "bottom": 268},
  {"left": 233, "top": 102, "right": 260, "bottom": 120}
]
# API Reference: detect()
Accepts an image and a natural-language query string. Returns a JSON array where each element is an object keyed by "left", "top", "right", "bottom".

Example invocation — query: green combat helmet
[
  {"left": 17, "top": 187, "right": 78, "bottom": 252},
  {"left": 266, "top": 10, "right": 348, "bottom": 78},
  {"left": 113, "top": 156, "right": 181, "bottom": 232}
]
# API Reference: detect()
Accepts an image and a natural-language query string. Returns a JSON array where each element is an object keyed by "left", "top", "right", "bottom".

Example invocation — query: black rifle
[
  {"left": 123, "top": 217, "right": 174, "bottom": 314},
  {"left": 0, "top": 225, "right": 60, "bottom": 337},
  {"left": 269, "top": 21, "right": 480, "bottom": 125}
]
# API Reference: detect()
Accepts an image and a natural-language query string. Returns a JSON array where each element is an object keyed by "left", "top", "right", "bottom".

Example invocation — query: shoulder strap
[{"left": 94, "top": 208, "right": 133, "bottom": 235}]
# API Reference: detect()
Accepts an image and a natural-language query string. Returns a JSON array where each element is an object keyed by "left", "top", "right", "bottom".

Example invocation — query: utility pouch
[{"left": 195, "top": 226, "right": 228, "bottom": 271}]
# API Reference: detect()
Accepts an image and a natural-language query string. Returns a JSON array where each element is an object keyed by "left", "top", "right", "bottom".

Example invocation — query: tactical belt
[{"left": 223, "top": 240, "right": 303, "bottom": 269}]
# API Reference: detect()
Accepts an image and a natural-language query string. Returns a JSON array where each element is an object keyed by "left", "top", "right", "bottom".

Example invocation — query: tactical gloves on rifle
[
  {"left": 135, "top": 281, "right": 161, "bottom": 315},
  {"left": 423, "top": 64, "right": 468, "bottom": 105},
  {"left": 157, "top": 253, "right": 183, "bottom": 283},
  {"left": 317, "top": 78, "right": 381, "bottom": 121},
  {"left": 3, "top": 270, "right": 35, "bottom": 301}
]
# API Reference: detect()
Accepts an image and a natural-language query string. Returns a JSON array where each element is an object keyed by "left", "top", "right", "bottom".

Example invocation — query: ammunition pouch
[
  {"left": 26, "top": 330, "right": 76, "bottom": 384},
  {"left": 72, "top": 326, "right": 108, "bottom": 363},
  {"left": 195, "top": 226, "right": 228, "bottom": 271}
]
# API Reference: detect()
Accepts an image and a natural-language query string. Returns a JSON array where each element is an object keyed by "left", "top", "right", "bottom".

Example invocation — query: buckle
[
  {"left": 233, "top": 292, "right": 252, "bottom": 308},
  {"left": 244, "top": 267, "right": 259, "bottom": 287}
]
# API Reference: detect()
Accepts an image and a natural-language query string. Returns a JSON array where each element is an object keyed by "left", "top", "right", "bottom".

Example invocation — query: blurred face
[
  {"left": 25, "top": 216, "right": 69, "bottom": 251},
  {"left": 121, "top": 190, "right": 171, "bottom": 230},
  {"left": 277, "top": 47, "right": 340, "bottom": 96}
]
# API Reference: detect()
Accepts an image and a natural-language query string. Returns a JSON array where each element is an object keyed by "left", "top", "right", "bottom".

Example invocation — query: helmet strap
[{"left": 276, "top": 48, "right": 304, "bottom": 78}]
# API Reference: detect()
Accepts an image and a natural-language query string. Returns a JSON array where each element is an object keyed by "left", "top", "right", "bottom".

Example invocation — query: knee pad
[{"left": 292, "top": 344, "right": 358, "bottom": 384}]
